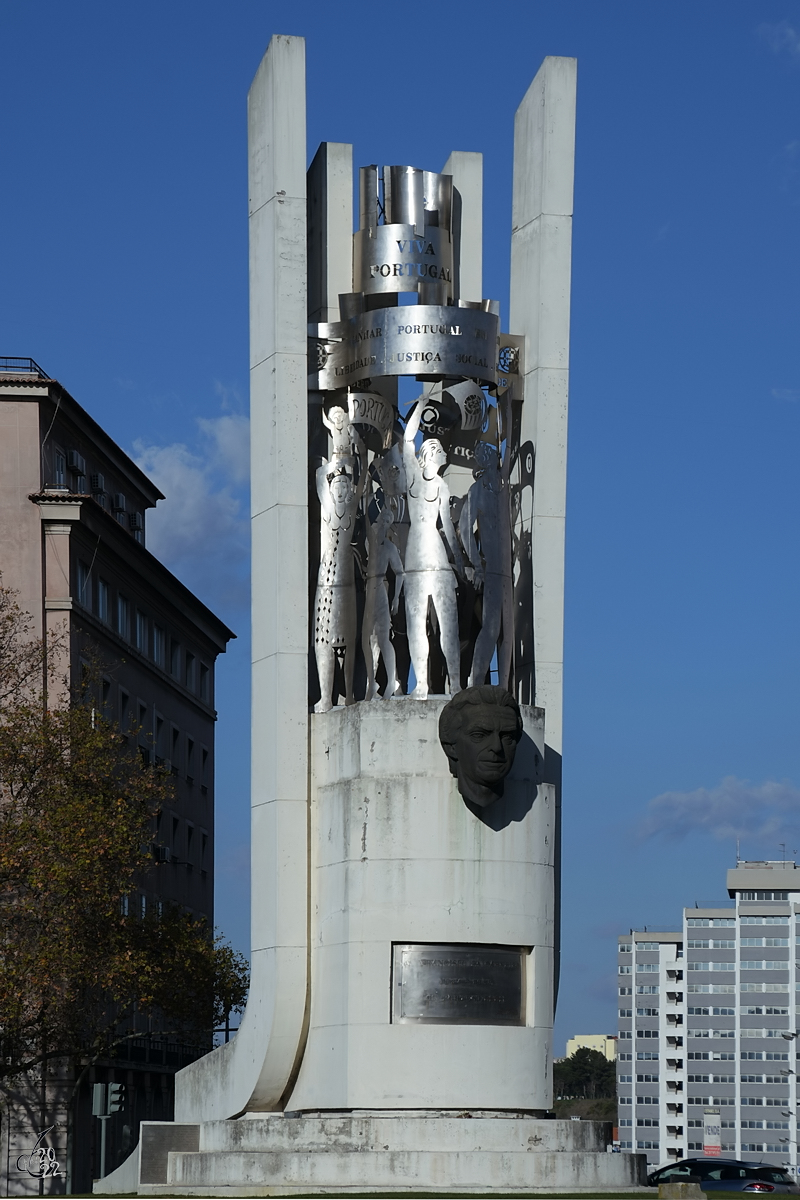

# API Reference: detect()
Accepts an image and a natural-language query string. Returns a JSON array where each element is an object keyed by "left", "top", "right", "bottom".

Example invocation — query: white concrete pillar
[
  {"left": 509, "top": 56, "right": 576, "bottom": 768},
  {"left": 174, "top": 34, "right": 309, "bottom": 1121},
  {"left": 307, "top": 142, "right": 353, "bottom": 324},
  {"left": 442, "top": 151, "right": 483, "bottom": 303}
]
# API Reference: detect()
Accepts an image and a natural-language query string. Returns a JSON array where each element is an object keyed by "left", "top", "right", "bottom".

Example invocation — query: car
[{"left": 647, "top": 1158, "right": 800, "bottom": 1194}]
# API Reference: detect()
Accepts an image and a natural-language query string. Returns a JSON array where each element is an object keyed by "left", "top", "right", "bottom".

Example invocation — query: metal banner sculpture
[{"left": 309, "top": 163, "right": 524, "bottom": 709}]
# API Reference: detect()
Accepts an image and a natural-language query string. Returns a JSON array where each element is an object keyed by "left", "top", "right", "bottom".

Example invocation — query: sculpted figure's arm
[
  {"left": 500, "top": 394, "right": 513, "bottom": 485},
  {"left": 459, "top": 488, "right": 483, "bottom": 586},
  {"left": 438, "top": 484, "right": 463, "bottom": 576},
  {"left": 402, "top": 399, "right": 424, "bottom": 477},
  {"left": 354, "top": 432, "right": 369, "bottom": 503},
  {"left": 387, "top": 542, "right": 405, "bottom": 614},
  {"left": 316, "top": 461, "right": 330, "bottom": 506}
]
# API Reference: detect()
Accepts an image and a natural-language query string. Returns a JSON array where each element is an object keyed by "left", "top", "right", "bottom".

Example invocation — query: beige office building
[{"left": 0, "top": 357, "right": 234, "bottom": 1194}]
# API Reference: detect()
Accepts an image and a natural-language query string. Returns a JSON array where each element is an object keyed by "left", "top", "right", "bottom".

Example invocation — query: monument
[{"left": 98, "top": 34, "right": 645, "bottom": 1194}]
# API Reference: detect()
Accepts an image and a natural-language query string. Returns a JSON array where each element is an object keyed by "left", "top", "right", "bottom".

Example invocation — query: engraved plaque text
[{"left": 392, "top": 943, "right": 525, "bottom": 1026}]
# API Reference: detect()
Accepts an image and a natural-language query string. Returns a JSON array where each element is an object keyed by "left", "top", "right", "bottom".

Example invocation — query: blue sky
[{"left": 2, "top": 0, "right": 799, "bottom": 1055}]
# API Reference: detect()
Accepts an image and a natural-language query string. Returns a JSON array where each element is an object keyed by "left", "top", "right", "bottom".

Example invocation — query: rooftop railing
[{"left": 0, "top": 356, "right": 50, "bottom": 379}]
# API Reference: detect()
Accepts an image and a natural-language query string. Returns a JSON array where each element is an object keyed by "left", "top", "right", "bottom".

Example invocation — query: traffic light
[
  {"left": 107, "top": 1083, "right": 126, "bottom": 1113},
  {"left": 91, "top": 1083, "right": 107, "bottom": 1117}
]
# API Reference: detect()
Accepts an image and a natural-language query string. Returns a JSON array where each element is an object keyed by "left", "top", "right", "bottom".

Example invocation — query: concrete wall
[{"left": 286, "top": 697, "right": 554, "bottom": 1112}]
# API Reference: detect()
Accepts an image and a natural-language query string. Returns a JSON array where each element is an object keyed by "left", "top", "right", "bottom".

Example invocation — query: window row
[
  {"left": 115, "top": 689, "right": 210, "bottom": 789},
  {"left": 52, "top": 449, "right": 143, "bottom": 539},
  {"left": 76, "top": 564, "right": 211, "bottom": 701},
  {"left": 155, "top": 811, "right": 209, "bottom": 870}
]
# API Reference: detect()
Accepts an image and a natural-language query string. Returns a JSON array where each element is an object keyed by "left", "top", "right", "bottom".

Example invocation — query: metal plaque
[
  {"left": 309, "top": 304, "right": 499, "bottom": 390},
  {"left": 354, "top": 224, "right": 452, "bottom": 295},
  {"left": 392, "top": 943, "right": 525, "bottom": 1026}
]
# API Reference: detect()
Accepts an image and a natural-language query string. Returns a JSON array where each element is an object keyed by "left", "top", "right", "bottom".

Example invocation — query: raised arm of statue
[
  {"left": 316, "top": 460, "right": 330, "bottom": 505},
  {"left": 402, "top": 399, "right": 423, "bottom": 476},
  {"left": 499, "top": 393, "right": 512, "bottom": 486}
]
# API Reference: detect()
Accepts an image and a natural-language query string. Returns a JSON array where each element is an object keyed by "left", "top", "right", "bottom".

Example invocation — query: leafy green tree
[
  {"left": 553, "top": 1047, "right": 617, "bottom": 1100},
  {"left": 0, "top": 583, "right": 249, "bottom": 1086}
]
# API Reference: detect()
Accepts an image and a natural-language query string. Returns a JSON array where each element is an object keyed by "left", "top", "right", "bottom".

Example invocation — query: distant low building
[{"left": 566, "top": 1034, "right": 618, "bottom": 1061}]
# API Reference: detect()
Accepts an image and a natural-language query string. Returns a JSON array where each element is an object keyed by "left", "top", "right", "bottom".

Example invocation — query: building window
[
  {"left": 185, "top": 652, "right": 196, "bottom": 692},
  {"left": 119, "top": 688, "right": 130, "bottom": 735},
  {"left": 186, "top": 738, "right": 195, "bottom": 784},
  {"left": 186, "top": 825, "right": 194, "bottom": 866},
  {"left": 135, "top": 610, "right": 148, "bottom": 653},
  {"left": 153, "top": 625, "right": 166, "bottom": 667},
  {"left": 140, "top": 894, "right": 147, "bottom": 919},
  {"left": 54, "top": 449, "right": 67, "bottom": 487},
  {"left": 76, "top": 560, "right": 91, "bottom": 608},
  {"left": 170, "top": 639, "right": 180, "bottom": 678},
  {"left": 117, "top": 594, "right": 130, "bottom": 639},
  {"left": 200, "top": 663, "right": 209, "bottom": 701},
  {"left": 171, "top": 727, "right": 180, "bottom": 774},
  {"left": 97, "top": 578, "right": 110, "bottom": 623}
]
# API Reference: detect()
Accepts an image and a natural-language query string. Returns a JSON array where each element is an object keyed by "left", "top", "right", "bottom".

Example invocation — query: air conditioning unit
[
  {"left": 129, "top": 512, "right": 143, "bottom": 532},
  {"left": 90, "top": 473, "right": 105, "bottom": 493},
  {"left": 151, "top": 844, "right": 170, "bottom": 863},
  {"left": 112, "top": 493, "right": 126, "bottom": 512},
  {"left": 68, "top": 450, "right": 86, "bottom": 474}
]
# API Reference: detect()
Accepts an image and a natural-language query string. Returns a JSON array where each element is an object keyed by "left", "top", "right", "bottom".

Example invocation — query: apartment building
[
  {"left": 0, "top": 358, "right": 235, "bottom": 1193},
  {"left": 617, "top": 861, "right": 800, "bottom": 1174}
]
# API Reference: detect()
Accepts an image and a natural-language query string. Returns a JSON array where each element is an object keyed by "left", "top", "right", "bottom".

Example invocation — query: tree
[
  {"left": 553, "top": 1047, "right": 617, "bottom": 1100},
  {"left": 0, "top": 583, "right": 249, "bottom": 1088}
]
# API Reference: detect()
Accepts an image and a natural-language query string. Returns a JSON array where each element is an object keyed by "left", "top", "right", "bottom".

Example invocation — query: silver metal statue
[
  {"left": 322, "top": 401, "right": 358, "bottom": 462},
  {"left": 313, "top": 455, "right": 367, "bottom": 713},
  {"left": 459, "top": 430, "right": 513, "bottom": 689},
  {"left": 362, "top": 499, "right": 405, "bottom": 700},
  {"left": 402, "top": 399, "right": 463, "bottom": 699}
]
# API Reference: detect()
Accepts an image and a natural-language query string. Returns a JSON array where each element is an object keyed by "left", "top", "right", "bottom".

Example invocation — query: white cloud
[
  {"left": 759, "top": 20, "right": 800, "bottom": 60},
  {"left": 637, "top": 775, "right": 800, "bottom": 843},
  {"left": 132, "top": 412, "right": 250, "bottom": 613},
  {"left": 197, "top": 412, "right": 249, "bottom": 484},
  {"left": 771, "top": 387, "right": 800, "bottom": 401}
]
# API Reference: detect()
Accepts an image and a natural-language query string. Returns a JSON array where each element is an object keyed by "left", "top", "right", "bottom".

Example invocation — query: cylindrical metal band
[{"left": 309, "top": 304, "right": 499, "bottom": 389}]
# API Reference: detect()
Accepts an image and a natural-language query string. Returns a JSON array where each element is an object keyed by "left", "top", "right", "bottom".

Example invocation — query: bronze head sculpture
[{"left": 438, "top": 685, "right": 523, "bottom": 808}]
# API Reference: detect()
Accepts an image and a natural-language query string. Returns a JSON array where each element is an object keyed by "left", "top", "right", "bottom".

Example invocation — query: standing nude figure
[
  {"left": 314, "top": 458, "right": 367, "bottom": 713},
  {"left": 459, "top": 435, "right": 513, "bottom": 688},
  {"left": 402, "top": 399, "right": 463, "bottom": 699},
  {"left": 362, "top": 502, "right": 405, "bottom": 700}
]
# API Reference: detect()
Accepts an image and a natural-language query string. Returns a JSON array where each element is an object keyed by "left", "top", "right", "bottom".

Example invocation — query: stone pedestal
[
  {"left": 286, "top": 697, "right": 553, "bottom": 1112},
  {"left": 106, "top": 1115, "right": 647, "bottom": 1195}
]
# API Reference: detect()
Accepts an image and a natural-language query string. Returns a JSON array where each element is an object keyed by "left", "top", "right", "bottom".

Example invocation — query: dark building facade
[{"left": 0, "top": 358, "right": 234, "bottom": 1194}]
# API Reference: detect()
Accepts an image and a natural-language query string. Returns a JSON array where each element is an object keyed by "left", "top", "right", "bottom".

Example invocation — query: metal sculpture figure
[
  {"left": 459, "top": 421, "right": 513, "bottom": 688},
  {"left": 313, "top": 453, "right": 367, "bottom": 713},
  {"left": 402, "top": 399, "right": 463, "bottom": 699},
  {"left": 362, "top": 499, "right": 405, "bottom": 700}
]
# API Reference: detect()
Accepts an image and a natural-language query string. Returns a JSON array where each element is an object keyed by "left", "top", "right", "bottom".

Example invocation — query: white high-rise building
[{"left": 618, "top": 861, "right": 800, "bottom": 1172}]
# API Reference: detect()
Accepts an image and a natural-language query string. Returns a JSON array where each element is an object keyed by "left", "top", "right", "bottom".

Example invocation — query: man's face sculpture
[{"left": 438, "top": 685, "right": 523, "bottom": 808}]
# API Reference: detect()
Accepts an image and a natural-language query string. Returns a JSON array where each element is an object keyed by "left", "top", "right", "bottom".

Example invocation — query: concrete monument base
[{"left": 98, "top": 1114, "right": 647, "bottom": 1195}]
